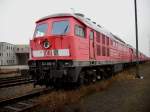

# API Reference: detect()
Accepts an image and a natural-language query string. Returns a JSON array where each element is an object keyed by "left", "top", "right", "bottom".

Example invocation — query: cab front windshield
[
  {"left": 51, "top": 20, "right": 69, "bottom": 35},
  {"left": 34, "top": 23, "right": 48, "bottom": 37},
  {"left": 34, "top": 20, "right": 69, "bottom": 37}
]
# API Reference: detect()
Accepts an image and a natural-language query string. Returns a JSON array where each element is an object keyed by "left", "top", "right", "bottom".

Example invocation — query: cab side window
[
  {"left": 75, "top": 25, "right": 85, "bottom": 38},
  {"left": 90, "top": 31, "right": 94, "bottom": 40}
]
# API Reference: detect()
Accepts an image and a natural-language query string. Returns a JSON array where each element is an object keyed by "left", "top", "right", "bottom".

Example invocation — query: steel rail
[
  {"left": 0, "top": 87, "right": 52, "bottom": 112},
  {"left": 0, "top": 79, "right": 34, "bottom": 88}
]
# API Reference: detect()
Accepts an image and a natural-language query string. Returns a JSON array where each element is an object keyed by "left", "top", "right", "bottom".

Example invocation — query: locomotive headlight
[{"left": 43, "top": 40, "right": 50, "bottom": 49}]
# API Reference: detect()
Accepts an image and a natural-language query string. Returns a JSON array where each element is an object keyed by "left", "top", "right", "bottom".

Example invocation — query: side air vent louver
[
  {"left": 92, "top": 22, "right": 96, "bottom": 24},
  {"left": 97, "top": 25, "right": 102, "bottom": 27},
  {"left": 86, "top": 18, "right": 91, "bottom": 21},
  {"left": 97, "top": 45, "right": 101, "bottom": 56},
  {"left": 75, "top": 13, "right": 84, "bottom": 17}
]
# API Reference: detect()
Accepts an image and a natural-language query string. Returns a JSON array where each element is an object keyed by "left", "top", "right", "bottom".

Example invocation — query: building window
[{"left": 75, "top": 25, "right": 85, "bottom": 38}]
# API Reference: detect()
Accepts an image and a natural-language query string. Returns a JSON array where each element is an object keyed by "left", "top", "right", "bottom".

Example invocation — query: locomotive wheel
[
  {"left": 97, "top": 75, "right": 102, "bottom": 80},
  {"left": 92, "top": 77, "right": 96, "bottom": 83},
  {"left": 92, "top": 72, "right": 97, "bottom": 83},
  {"left": 96, "top": 71, "right": 103, "bottom": 81},
  {"left": 78, "top": 71, "right": 85, "bottom": 86}
]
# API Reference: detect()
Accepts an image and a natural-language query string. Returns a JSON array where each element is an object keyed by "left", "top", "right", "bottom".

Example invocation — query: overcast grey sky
[{"left": 0, "top": 0, "right": 150, "bottom": 56}]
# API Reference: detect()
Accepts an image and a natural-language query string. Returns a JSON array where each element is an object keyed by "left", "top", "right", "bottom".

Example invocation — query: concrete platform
[{"left": 0, "top": 65, "right": 29, "bottom": 70}]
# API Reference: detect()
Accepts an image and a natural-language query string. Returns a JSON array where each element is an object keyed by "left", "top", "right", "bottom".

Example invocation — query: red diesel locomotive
[{"left": 29, "top": 13, "right": 147, "bottom": 87}]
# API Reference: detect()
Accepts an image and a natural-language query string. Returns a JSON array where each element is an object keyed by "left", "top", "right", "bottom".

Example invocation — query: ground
[
  {"left": 0, "top": 83, "right": 43, "bottom": 101},
  {"left": 36, "top": 62, "right": 150, "bottom": 112},
  {"left": 80, "top": 63, "right": 150, "bottom": 112},
  {"left": 0, "top": 65, "right": 28, "bottom": 78},
  {"left": 1, "top": 63, "right": 150, "bottom": 112}
]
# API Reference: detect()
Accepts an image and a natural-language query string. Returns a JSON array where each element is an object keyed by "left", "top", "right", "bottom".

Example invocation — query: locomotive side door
[
  {"left": 89, "top": 31, "right": 95, "bottom": 59},
  {"left": 130, "top": 48, "right": 133, "bottom": 62}
]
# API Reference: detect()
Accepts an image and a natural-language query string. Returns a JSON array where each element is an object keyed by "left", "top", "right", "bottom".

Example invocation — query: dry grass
[
  {"left": 112, "top": 69, "right": 136, "bottom": 81},
  {"left": 30, "top": 67, "right": 137, "bottom": 112},
  {"left": 32, "top": 80, "right": 113, "bottom": 112}
]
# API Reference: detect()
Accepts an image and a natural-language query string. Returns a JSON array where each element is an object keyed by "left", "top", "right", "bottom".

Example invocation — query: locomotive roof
[{"left": 37, "top": 13, "right": 126, "bottom": 45}]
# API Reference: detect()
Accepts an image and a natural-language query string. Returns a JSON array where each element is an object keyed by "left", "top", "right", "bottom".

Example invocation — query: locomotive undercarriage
[
  {"left": 28, "top": 60, "right": 82, "bottom": 87},
  {"left": 28, "top": 60, "right": 123, "bottom": 87}
]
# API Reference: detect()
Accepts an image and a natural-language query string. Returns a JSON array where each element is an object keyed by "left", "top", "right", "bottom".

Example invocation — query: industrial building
[
  {"left": 15, "top": 45, "right": 29, "bottom": 65},
  {"left": 0, "top": 42, "right": 29, "bottom": 66}
]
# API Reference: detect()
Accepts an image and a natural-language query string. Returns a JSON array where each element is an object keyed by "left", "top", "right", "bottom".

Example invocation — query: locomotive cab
[
  {"left": 29, "top": 14, "right": 87, "bottom": 86},
  {"left": 31, "top": 17, "right": 74, "bottom": 60}
]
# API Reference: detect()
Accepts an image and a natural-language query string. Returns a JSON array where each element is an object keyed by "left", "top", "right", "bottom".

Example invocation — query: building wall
[
  {"left": 0, "top": 42, "right": 17, "bottom": 65},
  {"left": 15, "top": 45, "right": 29, "bottom": 53},
  {"left": 0, "top": 42, "right": 29, "bottom": 66},
  {"left": 15, "top": 44, "right": 29, "bottom": 65}
]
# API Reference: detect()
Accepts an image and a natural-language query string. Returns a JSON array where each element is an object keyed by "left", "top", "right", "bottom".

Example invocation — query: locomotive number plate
[
  {"left": 32, "top": 49, "right": 70, "bottom": 57},
  {"left": 44, "top": 50, "right": 53, "bottom": 56}
]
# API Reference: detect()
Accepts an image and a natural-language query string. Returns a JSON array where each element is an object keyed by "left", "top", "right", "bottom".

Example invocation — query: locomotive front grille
[
  {"left": 29, "top": 60, "right": 57, "bottom": 68},
  {"left": 29, "top": 60, "right": 69, "bottom": 85}
]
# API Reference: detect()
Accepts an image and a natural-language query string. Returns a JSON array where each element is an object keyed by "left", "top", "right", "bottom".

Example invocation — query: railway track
[
  {"left": 0, "top": 88, "right": 52, "bottom": 112},
  {"left": 0, "top": 76, "right": 23, "bottom": 81},
  {"left": 0, "top": 76, "right": 34, "bottom": 88}
]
